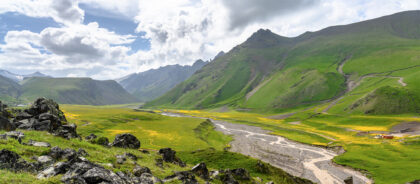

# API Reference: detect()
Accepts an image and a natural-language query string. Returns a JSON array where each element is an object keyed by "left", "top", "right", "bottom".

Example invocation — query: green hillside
[
  {"left": 20, "top": 77, "right": 139, "bottom": 105},
  {"left": 0, "top": 75, "right": 22, "bottom": 104},
  {"left": 146, "top": 11, "right": 420, "bottom": 114},
  {"left": 118, "top": 60, "right": 207, "bottom": 102}
]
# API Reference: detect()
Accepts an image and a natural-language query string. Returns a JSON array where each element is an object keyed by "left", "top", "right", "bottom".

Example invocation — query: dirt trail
[
  {"left": 161, "top": 112, "right": 372, "bottom": 184},
  {"left": 323, "top": 58, "right": 413, "bottom": 113}
]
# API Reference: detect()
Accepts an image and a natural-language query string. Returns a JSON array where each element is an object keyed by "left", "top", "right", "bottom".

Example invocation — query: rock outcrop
[
  {"left": 111, "top": 133, "right": 140, "bottom": 149},
  {"left": 0, "top": 98, "right": 78, "bottom": 139},
  {"left": 158, "top": 148, "right": 185, "bottom": 167}
]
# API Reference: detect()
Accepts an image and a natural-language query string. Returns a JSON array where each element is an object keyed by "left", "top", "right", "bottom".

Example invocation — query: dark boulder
[
  {"left": 158, "top": 148, "right": 185, "bottom": 167},
  {"left": 92, "top": 136, "right": 110, "bottom": 147},
  {"left": 407, "top": 180, "right": 420, "bottom": 184},
  {"left": 25, "top": 98, "right": 66, "bottom": 122},
  {"left": 140, "top": 173, "right": 163, "bottom": 184},
  {"left": 133, "top": 165, "right": 151, "bottom": 177},
  {"left": 85, "top": 133, "right": 97, "bottom": 141},
  {"left": 159, "top": 148, "right": 176, "bottom": 162},
  {"left": 0, "top": 149, "right": 32, "bottom": 172},
  {"left": 214, "top": 168, "right": 250, "bottom": 183},
  {"left": 164, "top": 171, "right": 198, "bottom": 184},
  {"left": 49, "top": 146, "right": 79, "bottom": 161},
  {"left": 0, "top": 116, "right": 14, "bottom": 131},
  {"left": 230, "top": 168, "right": 251, "bottom": 181},
  {"left": 191, "top": 162, "right": 209, "bottom": 179},
  {"left": 0, "top": 101, "right": 14, "bottom": 131},
  {"left": 15, "top": 111, "right": 32, "bottom": 121},
  {"left": 9, "top": 98, "right": 79, "bottom": 139},
  {"left": 219, "top": 172, "right": 239, "bottom": 184},
  {"left": 82, "top": 167, "right": 126, "bottom": 184},
  {"left": 344, "top": 176, "right": 353, "bottom": 184},
  {"left": 111, "top": 133, "right": 140, "bottom": 149},
  {"left": 55, "top": 124, "right": 78, "bottom": 139}
]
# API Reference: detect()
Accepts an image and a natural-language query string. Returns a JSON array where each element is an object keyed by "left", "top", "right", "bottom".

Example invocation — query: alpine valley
[{"left": 0, "top": 10, "right": 419, "bottom": 184}]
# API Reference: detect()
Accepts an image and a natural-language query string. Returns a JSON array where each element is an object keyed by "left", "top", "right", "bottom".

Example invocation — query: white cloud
[
  {"left": 0, "top": 0, "right": 84, "bottom": 25},
  {"left": 1, "top": 0, "right": 420, "bottom": 79}
]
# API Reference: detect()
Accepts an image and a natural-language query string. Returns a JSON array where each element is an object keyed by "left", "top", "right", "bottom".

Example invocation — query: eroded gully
[{"left": 161, "top": 112, "right": 372, "bottom": 184}]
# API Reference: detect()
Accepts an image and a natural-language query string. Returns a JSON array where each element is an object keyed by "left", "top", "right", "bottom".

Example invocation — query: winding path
[
  {"left": 162, "top": 112, "right": 372, "bottom": 184},
  {"left": 323, "top": 57, "right": 413, "bottom": 113}
]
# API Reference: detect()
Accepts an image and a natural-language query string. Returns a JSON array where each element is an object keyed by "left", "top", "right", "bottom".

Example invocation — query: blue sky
[{"left": 0, "top": 0, "right": 419, "bottom": 79}]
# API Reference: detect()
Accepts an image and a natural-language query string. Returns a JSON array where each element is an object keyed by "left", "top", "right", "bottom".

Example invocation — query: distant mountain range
[
  {"left": 0, "top": 59, "right": 210, "bottom": 105},
  {"left": 0, "top": 75, "right": 139, "bottom": 105},
  {"left": 0, "top": 70, "right": 50, "bottom": 82},
  {"left": 146, "top": 11, "right": 420, "bottom": 115},
  {"left": 117, "top": 59, "right": 209, "bottom": 102}
]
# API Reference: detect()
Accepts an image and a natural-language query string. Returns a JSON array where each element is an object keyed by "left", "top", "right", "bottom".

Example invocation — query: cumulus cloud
[
  {"left": 0, "top": 0, "right": 84, "bottom": 25},
  {"left": 1, "top": 0, "right": 420, "bottom": 79},
  {"left": 221, "top": 0, "right": 320, "bottom": 30},
  {"left": 51, "top": 0, "right": 84, "bottom": 24}
]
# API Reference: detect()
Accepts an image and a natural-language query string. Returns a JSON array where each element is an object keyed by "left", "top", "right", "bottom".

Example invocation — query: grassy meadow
[
  {"left": 58, "top": 105, "right": 302, "bottom": 183},
  {"left": 170, "top": 109, "right": 420, "bottom": 184}
]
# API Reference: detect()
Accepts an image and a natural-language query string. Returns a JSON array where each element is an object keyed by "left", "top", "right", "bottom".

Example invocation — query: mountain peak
[{"left": 242, "top": 29, "right": 290, "bottom": 48}]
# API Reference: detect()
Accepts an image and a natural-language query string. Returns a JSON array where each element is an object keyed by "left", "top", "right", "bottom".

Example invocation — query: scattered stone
[
  {"left": 266, "top": 181, "right": 274, "bottom": 184},
  {"left": 37, "top": 162, "right": 69, "bottom": 179},
  {"left": 164, "top": 171, "right": 198, "bottom": 184},
  {"left": 158, "top": 148, "right": 185, "bottom": 167},
  {"left": 55, "top": 124, "right": 78, "bottom": 139},
  {"left": 37, "top": 156, "right": 54, "bottom": 165},
  {"left": 155, "top": 158, "right": 164, "bottom": 168},
  {"left": 191, "top": 162, "right": 209, "bottom": 179},
  {"left": 407, "top": 180, "right": 420, "bottom": 184},
  {"left": 85, "top": 133, "right": 97, "bottom": 141},
  {"left": 49, "top": 146, "right": 79, "bottom": 161},
  {"left": 230, "top": 168, "right": 250, "bottom": 181},
  {"left": 116, "top": 154, "right": 127, "bottom": 164},
  {"left": 133, "top": 165, "right": 152, "bottom": 177},
  {"left": 77, "top": 148, "right": 89, "bottom": 157},
  {"left": 15, "top": 111, "right": 32, "bottom": 121},
  {"left": 0, "top": 131, "right": 25, "bottom": 140},
  {"left": 82, "top": 167, "right": 126, "bottom": 184},
  {"left": 141, "top": 149, "right": 150, "bottom": 154},
  {"left": 140, "top": 173, "right": 163, "bottom": 184},
  {"left": 344, "top": 176, "right": 353, "bottom": 184},
  {"left": 219, "top": 172, "right": 239, "bottom": 184},
  {"left": 111, "top": 133, "right": 141, "bottom": 149},
  {"left": 25, "top": 139, "right": 51, "bottom": 147},
  {"left": 124, "top": 152, "right": 138, "bottom": 161}
]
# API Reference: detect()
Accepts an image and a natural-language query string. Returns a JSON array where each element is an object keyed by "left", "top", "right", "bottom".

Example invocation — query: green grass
[
  {"left": 173, "top": 108, "right": 420, "bottom": 184},
  {"left": 61, "top": 105, "right": 230, "bottom": 151},
  {"left": 1, "top": 104, "right": 309, "bottom": 184}
]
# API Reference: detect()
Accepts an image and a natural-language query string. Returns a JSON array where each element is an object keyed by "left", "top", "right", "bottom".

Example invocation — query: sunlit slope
[
  {"left": 20, "top": 77, "right": 138, "bottom": 105},
  {"left": 0, "top": 75, "right": 21, "bottom": 104},
  {"left": 147, "top": 11, "right": 420, "bottom": 114}
]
